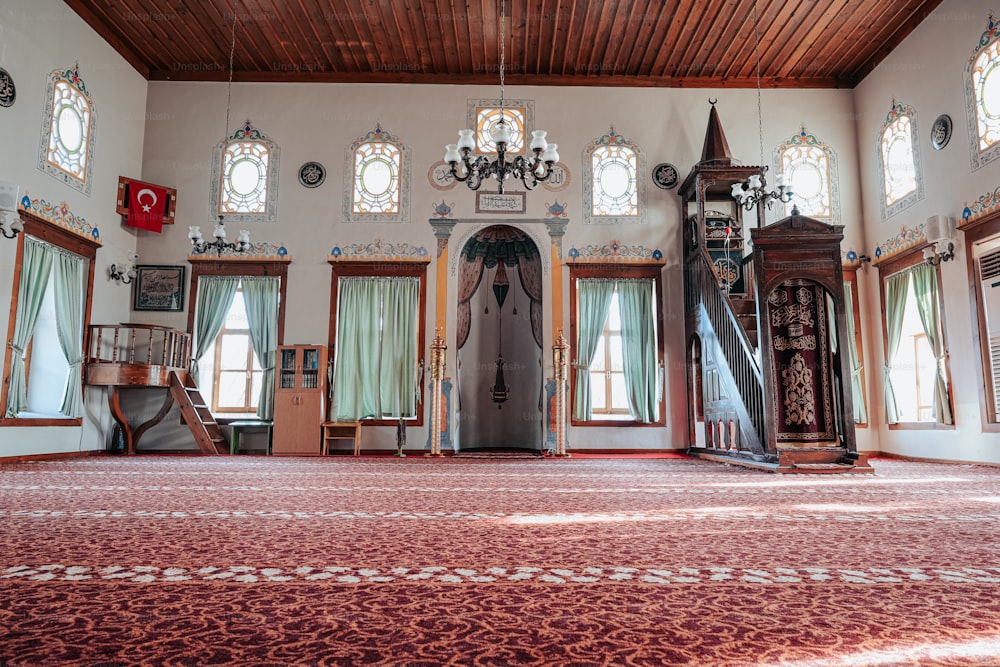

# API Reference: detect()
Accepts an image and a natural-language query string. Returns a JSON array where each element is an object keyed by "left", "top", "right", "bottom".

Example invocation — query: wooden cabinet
[{"left": 272, "top": 345, "right": 327, "bottom": 455}]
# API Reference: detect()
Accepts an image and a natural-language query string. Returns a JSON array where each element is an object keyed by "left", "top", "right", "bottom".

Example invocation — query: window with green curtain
[
  {"left": 570, "top": 266, "right": 664, "bottom": 426},
  {"left": 331, "top": 275, "right": 420, "bottom": 421}
]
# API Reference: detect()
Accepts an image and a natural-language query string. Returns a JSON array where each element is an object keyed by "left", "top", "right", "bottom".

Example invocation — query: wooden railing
[
  {"left": 689, "top": 250, "right": 765, "bottom": 443},
  {"left": 87, "top": 324, "right": 191, "bottom": 370}
]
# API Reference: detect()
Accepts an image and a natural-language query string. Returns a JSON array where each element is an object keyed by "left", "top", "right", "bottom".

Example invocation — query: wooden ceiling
[{"left": 64, "top": 0, "right": 944, "bottom": 88}]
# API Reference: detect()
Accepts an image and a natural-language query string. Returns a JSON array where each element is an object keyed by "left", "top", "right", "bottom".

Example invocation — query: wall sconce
[
  {"left": 109, "top": 252, "right": 138, "bottom": 284},
  {"left": 0, "top": 180, "right": 22, "bottom": 239},
  {"left": 923, "top": 215, "right": 954, "bottom": 265}
]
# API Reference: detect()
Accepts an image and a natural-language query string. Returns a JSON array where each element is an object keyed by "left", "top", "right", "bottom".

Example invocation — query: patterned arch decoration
[
  {"left": 343, "top": 124, "right": 410, "bottom": 223},
  {"left": 210, "top": 120, "right": 281, "bottom": 224},
  {"left": 456, "top": 225, "right": 543, "bottom": 350},
  {"left": 582, "top": 127, "right": 646, "bottom": 225},
  {"left": 878, "top": 99, "right": 924, "bottom": 221},
  {"left": 773, "top": 123, "right": 840, "bottom": 223},
  {"left": 38, "top": 64, "right": 97, "bottom": 195},
  {"left": 965, "top": 11, "right": 1000, "bottom": 171}
]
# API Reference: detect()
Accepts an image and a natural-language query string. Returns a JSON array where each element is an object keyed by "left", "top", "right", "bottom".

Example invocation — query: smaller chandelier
[
  {"left": 443, "top": 0, "right": 558, "bottom": 195},
  {"left": 730, "top": 167, "right": 794, "bottom": 211},
  {"left": 109, "top": 252, "right": 139, "bottom": 284},
  {"left": 188, "top": 217, "right": 251, "bottom": 255}
]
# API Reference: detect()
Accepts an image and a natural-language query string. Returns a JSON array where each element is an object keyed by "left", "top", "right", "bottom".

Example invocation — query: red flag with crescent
[{"left": 126, "top": 181, "right": 168, "bottom": 233}]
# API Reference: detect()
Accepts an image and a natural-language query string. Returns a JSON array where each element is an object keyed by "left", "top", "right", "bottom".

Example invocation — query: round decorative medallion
[
  {"left": 931, "top": 114, "right": 952, "bottom": 151},
  {"left": 0, "top": 68, "right": 15, "bottom": 108},
  {"left": 652, "top": 163, "right": 679, "bottom": 190},
  {"left": 298, "top": 161, "right": 326, "bottom": 188},
  {"left": 428, "top": 160, "right": 457, "bottom": 190},
  {"left": 540, "top": 162, "right": 571, "bottom": 192}
]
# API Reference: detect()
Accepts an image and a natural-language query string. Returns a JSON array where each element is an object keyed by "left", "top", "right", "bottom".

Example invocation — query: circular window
[{"left": 57, "top": 105, "right": 84, "bottom": 153}]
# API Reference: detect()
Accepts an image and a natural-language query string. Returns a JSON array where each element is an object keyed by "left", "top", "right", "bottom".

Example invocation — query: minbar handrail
[
  {"left": 689, "top": 249, "right": 765, "bottom": 442},
  {"left": 86, "top": 324, "right": 191, "bottom": 370}
]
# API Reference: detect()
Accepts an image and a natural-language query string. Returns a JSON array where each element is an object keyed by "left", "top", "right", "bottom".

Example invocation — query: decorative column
[
  {"left": 428, "top": 218, "right": 456, "bottom": 457},
  {"left": 428, "top": 330, "right": 447, "bottom": 457},
  {"left": 545, "top": 220, "right": 568, "bottom": 336},
  {"left": 552, "top": 330, "right": 570, "bottom": 457}
]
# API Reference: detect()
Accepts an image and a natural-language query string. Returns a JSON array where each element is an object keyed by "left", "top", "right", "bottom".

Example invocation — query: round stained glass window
[
  {"left": 361, "top": 158, "right": 393, "bottom": 195},
  {"left": 57, "top": 105, "right": 83, "bottom": 152}
]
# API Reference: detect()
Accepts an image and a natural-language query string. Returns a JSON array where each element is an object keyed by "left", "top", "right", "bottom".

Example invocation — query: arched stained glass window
[
  {"left": 353, "top": 140, "right": 401, "bottom": 214},
  {"left": 475, "top": 106, "right": 526, "bottom": 154},
  {"left": 583, "top": 127, "right": 645, "bottom": 225},
  {"left": 210, "top": 120, "right": 280, "bottom": 224},
  {"left": 38, "top": 64, "right": 96, "bottom": 195},
  {"left": 878, "top": 100, "right": 923, "bottom": 220},
  {"left": 775, "top": 124, "right": 838, "bottom": 221},
  {"left": 220, "top": 140, "right": 269, "bottom": 214},
  {"left": 966, "top": 12, "right": 1000, "bottom": 170},
  {"left": 592, "top": 144, "right": 637, "bottom": 216},
  {"left": 343, "top": 125, "right": 410, "bottom": 223}
]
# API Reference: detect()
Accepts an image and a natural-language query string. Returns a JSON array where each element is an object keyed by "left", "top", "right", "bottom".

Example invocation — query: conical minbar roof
[{"left": 700, "top": 102, "right": 734, "bottom": 166}]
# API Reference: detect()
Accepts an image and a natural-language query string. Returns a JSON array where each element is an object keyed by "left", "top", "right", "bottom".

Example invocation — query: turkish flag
[{"left": 126, "top": 181, "right": 168, "bottom": 233}]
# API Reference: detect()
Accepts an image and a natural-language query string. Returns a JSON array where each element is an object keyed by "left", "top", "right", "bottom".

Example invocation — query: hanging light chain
[
  {"left": 752, "top": 0, "right": 763, "bottom": 169},
  {"left": 498, "top": 0, "right": 506, "bottom": 115},
  {"left": 225, "top": 11, "right": 237, "bottom": 136}
]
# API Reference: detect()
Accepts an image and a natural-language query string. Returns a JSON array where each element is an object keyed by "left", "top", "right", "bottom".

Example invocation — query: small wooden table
[
  {"left": 228, "top": 420, "right": 273, "bottom": 455},
  {"left": 322, "top": 421, "right": 362, "bottom": 455}
]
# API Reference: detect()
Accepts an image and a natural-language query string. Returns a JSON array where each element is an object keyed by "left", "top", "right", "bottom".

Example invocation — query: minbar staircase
[
  {"left": 84, "top": 324, "right": 228, "bottom": 455},
  {"left": 169, "top": 371, "right": 228, "bottom": 455}
]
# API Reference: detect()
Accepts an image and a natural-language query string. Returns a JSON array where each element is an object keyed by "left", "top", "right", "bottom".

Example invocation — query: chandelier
[
  {"left": 186, "top": 13, "right": 252, "bottom": 255},
  {"left": 730, "top": 168, "right": 794, "bottom": 211},
  {"left": 443, "top": 0, "right": 559, "bottom": 194},
  {"left": 188, "top": 216, "right": 251, "bottom": 255}
]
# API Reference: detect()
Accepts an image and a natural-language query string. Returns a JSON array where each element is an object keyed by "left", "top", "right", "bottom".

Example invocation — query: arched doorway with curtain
[{"left": 455, "top": 225, "right": 544, "bottom": 451}]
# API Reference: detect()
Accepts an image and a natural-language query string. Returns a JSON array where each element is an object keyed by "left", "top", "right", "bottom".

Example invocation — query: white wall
[
  {"left": 854, "top": 0, "right": 1000, "bottom": 462},
  {"left": 139, "top": 80, "right": 861, "bottom": 451},
  {"left": 0, "top": 0, "right": 148, "bottom": 455}
]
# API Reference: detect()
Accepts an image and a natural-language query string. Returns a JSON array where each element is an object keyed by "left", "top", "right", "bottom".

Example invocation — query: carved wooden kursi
[{"left": 751, "top": 212, "right": 865, "bottom": 469}]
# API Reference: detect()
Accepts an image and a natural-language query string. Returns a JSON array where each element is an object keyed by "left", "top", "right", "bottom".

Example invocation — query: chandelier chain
[
  {"left": 498, "top": 0, "right": 505, "bottom": 115},
  {"left": 225, "top": 11, "right": 237, "bottom": 136},
  {"left": 753, "top": 0, "right": 763, "bottom": 168}
]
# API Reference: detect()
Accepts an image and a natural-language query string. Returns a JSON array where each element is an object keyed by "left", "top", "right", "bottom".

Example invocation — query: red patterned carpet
[{"left": 2, "top": 455, "right": 1000, "bottom": 666}]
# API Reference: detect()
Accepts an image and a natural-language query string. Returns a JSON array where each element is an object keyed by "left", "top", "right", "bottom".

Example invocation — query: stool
[
  {"left": 322, "top": 421, "right": 361, "bottom": 455},
  {"left": 228, "top": 420, "right": 273, "bottom": 455}
]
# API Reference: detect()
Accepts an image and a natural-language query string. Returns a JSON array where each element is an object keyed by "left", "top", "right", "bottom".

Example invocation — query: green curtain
[
  {"left": 572, "top": 279, "right": 614, "bottom": 421},
  {"left": 883, "top": 271, "right": 910, "bottom": 424},
  {"left": 52, "top": 248, "right": 86, "bottom": 418},
  {"left": 911, "top": 263, "right": 953, "bottom": 425},
  {"left": 378, "top": 277, "right": 420, "bottom": 418},
  {"left": 242, "top": 276, "right": 280, "bottom": 421},
  {"left": 333, "top": 277, "right": 382, "bottom": 420},
  {"left": 617, "top": 278, "right": 657, "bottom": 422},
  {"left": 843, "top": 281, "right": 868, "bottom": 424},
  {"left": 6, "top": 238, "right": 55, "bottom": 417},
  {"left": 191, "top": 277, "right": 239, "bottom": 385}
]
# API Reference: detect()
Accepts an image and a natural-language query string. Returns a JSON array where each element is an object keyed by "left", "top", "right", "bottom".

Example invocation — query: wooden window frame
[
  {"left": 210, "top": 284, "right": 262, "bottom": 414},
  {"left": 187, "top": 259, "right": 289, "bottom": 423},
  {"left": 568, "top": 263, "right": 666, "bottom": 428},
  {"left": 327, "top": 261, "right": 428, "bottom": 427},
  {"left": 959, "top": 210, "right": 1000, "bottom": 431},
  {"left": 877, "top": 246, "right": 955, "bottom": 431},
  {"left": 0, "top": 210, "right": 98, "bottom": 427}
]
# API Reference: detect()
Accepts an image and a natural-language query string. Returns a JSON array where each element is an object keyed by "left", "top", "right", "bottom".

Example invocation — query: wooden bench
[
  {"left": 228, "top": 420, "right": 273, "bottom": 455},
  {"left": 322, "top": 421, "right": 362, "bottom": 455}
]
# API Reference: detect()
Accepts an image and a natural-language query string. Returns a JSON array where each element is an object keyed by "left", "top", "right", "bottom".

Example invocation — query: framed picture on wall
[{"left": 133, "top": 265, "right": 186, "bottom": 312}]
